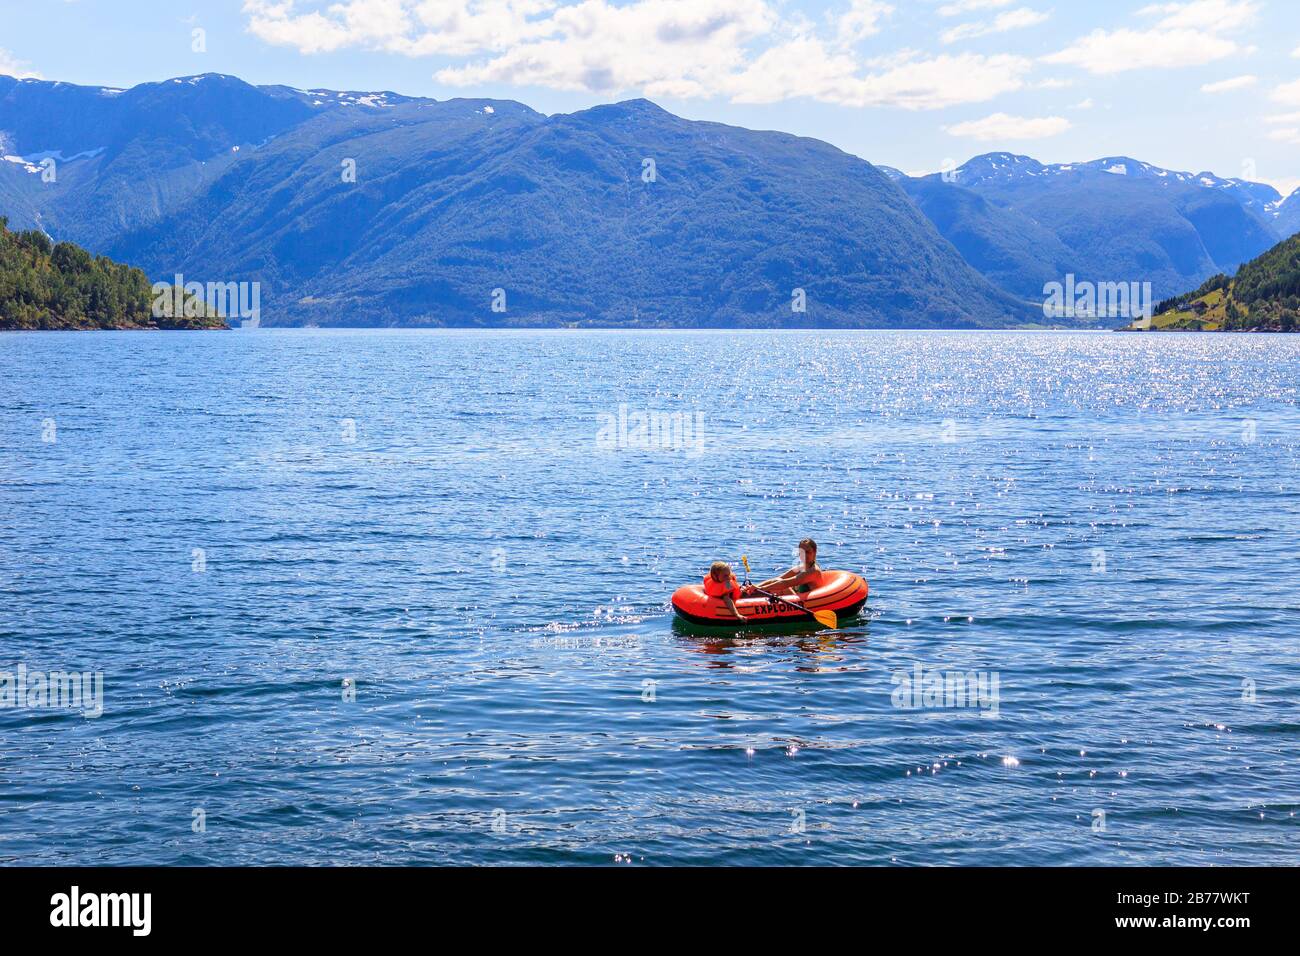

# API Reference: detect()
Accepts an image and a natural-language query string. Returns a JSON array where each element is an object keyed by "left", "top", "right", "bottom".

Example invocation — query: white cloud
[
  {"left": 243, "top": 0, "right": 566, "bottom": 56},
  {"left": 440, "top": 28, "right": 1032, "bottom": 109},
  {"left": 721, "top": 48, "right": 1032, "bottom": 108},
  {"left": 1200, "top": 74, "right": 1256, "bottom": 92},
  {"left": 242, "top": 1, "right": 1031, "bottom": 108},
  {"left": 429, "top": 1, "right": 781, "bottom": 98},
  {"left": 1267, "top": 127, "right": 1300, "bottom": 144},
  {"left": 1264, "top": 110, "right": 1300, "bottom": 123},
  {"left": 1043, "top": 0, "right": 1258, "bottom": 75},
  {"left": 1136, "top": 0, "right": 1257, "bottom": 32},
  {"left": 1043, "top": 30, "right": 1232, "bottom": 75},
  {"left": 938, "top": 0, "right": 1013, "bottom": 16},
  {"left": 0, "top": 47, "right": 41, "bottom": 79},
  {"left": 941, "top": 7, "right": 1048, "bottom": 44},
  {"left": 1273, "top": 78, "right": 1300, "bottom": 106},
  {"left": 242, "top": 2, "right": 352, "bottom": 54},
  {"left": 1072, "top": 97, "right": 1094, "bottom": 109},
  {"left": 836, "top": 0, "right": 893, "bottom": 46},
  {"left": 944, "top": 111, "right": 1071, "bottom": 140}
]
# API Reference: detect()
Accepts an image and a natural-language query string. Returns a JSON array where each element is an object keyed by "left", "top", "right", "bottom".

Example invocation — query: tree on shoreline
[{"left": 0, "top": 218, "right": 226, "bottom": 330}]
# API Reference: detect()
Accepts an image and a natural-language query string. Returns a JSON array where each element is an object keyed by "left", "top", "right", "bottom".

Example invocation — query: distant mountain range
[
  {"left": 883, "top": 155, "right": 1297, "bottom": 303},
  {"left": 2, "top": 72, "right": 1297, "bottom": 329},
  {"left": 0, "top": 73, "right": 1021, "bottom": 329}
]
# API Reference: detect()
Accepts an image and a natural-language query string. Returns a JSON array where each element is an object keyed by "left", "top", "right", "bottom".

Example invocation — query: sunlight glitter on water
[{"left": 1, "top": 329, "right": 1298, "bottom": 865}]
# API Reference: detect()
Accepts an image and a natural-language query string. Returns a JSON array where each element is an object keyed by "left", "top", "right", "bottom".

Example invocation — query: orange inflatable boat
[{"left": 671, "top": 570, "right": 868, "bottom": 627}]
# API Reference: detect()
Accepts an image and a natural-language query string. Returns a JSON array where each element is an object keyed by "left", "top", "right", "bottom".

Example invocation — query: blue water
[{"left": 2, "top": 329, "right": 1299, "bottom": 865}]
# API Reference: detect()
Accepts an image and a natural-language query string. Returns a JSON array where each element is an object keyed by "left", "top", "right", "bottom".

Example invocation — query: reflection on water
[{"left": 673, "top": 617, "right": 873, "bottom": 672}]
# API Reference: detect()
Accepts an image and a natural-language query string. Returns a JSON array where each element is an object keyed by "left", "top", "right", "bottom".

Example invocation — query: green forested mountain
[
  {"left": 3, "top": 75, "right": 1026, "bottom": 328},
  {"left": 0, "top": 218, "right": 226, "bottom": 329},
  {"left": 4, "top": 72, "right": 1294, "bottom": 328},
  {"left": 1134, "top": 233, "right": 1300, "bottom": 332}
]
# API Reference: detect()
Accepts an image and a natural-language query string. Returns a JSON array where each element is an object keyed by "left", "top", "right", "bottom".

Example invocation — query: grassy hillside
[
  {"left": 0, "top": 217, "right": 226, "bottom": 330},
  {"left": 1126, "top": 233, "right": 1300, "bottom": 332}
]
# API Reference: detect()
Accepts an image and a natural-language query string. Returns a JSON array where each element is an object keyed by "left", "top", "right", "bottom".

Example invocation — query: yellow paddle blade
[
  {"left": 741, "top": 555, "right": 751, "bottom": 576},
  {"left": 812, "top": 608, "right": 838, "bottom": 630}
]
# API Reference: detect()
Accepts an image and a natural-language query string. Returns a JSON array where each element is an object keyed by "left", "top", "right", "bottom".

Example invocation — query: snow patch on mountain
[
  {"left": 935, "top": 152, "right": 1289, "bottom": 223},
  {"left": 3, "top": 154, "right": 42, "bottom": 173},
  {"left": 3, "top": 146, "right": 105, "bottom": 172}
]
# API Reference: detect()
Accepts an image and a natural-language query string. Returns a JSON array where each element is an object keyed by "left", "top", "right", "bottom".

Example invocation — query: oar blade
[{"left": 812, "top": 608, "right": 838, "bottom": 630}]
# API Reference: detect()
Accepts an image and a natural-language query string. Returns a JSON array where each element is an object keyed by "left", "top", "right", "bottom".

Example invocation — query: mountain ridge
[
  {"left": 943, "top": 152, "right": 1287, "bottom": 223},
  {"left": 2, "top": 71, "right": 1027, "bottom": 328},
  {"left": 2, "top": 71, "right": 1296, "bottom": 328},
  {"left": 895, "top": 151, "right": 1291, "bottom": 301}
]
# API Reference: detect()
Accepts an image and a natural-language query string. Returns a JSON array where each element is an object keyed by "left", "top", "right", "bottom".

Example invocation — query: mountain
[
  {"left": 0, "top": 74, "right": 393, "bottom": 249},
  {"left": 897, "top": 153, "right": 1287, "bottom": 301},
  {"left": 1277, "top": 189, "right": 1300, "bottom": 241},
  {"left": 1125, "top": 232, "right": 1300, "bottom": 332},
  {"left": 897, "top": 173, "right": 1075, "bottom": 301},
  {"left": 0, "top": 216, "right": 225, "bottom": 329},
  {"left": 0, "top": 73, "right": 1026, "bottom": 329}
]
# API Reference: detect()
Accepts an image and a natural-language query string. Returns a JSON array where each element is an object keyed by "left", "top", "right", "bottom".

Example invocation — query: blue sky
[{"left": 2, "top": 0, "right": 1298, "bottom": 194}]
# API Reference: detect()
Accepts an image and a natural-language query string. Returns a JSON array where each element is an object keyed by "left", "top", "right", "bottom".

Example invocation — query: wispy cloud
[
  {"left": 835, "top": 0, "right": 894, "bottom": 46},
  {"left": 937, "top": 0, "right": 1014, "bottom": 16},
  {"left": 243, "top": 0, "right": 1032, "bottom": 109},
  {"left": 944, "top": 112, "right": 1071, "bottom": 140},
  {"left": 1272, "top": 77, "right": 1300, "bottom": 106},
  {"left": 1042, "top": 0, "right": 1258, "bottom": 75},
  {"left": 720, "top": 48, "right": 1033, "bottom": 108},
  {"left": 0, "top": 47, "right": 41, "bottom": 79},
  {"left": 941, "top": 7, "right": 1049, "bottom": 44},
  {"left": 1138, "top": 0, "right": 1258, "bottom": 30},
  {"left": 1201, "top": 74, "right": 1256, "bottom": 92}
]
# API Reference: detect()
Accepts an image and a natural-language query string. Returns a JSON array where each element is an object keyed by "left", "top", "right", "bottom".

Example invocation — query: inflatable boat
[{"left": 671, "top": 570, "right": 868, "bottom": 628}]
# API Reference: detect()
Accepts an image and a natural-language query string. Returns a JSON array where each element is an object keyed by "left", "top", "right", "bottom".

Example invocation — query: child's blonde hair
[{"left": 709, "top": 561, "right": 731, "bottom": 581}]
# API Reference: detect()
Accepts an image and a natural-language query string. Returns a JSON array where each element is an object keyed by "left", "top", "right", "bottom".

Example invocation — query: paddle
[{"left": 741, "top": 555, "right": 838, "bottom": 630}]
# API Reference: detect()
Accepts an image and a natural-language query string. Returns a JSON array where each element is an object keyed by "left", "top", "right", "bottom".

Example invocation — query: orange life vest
[{"left": 702, "top": 575, "right": 740, "bottom": 599}]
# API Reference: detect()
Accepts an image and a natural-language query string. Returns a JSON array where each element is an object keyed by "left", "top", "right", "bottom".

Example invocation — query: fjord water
[{"left": 2, "top": 329, "right": 1298, "bottom": 866}]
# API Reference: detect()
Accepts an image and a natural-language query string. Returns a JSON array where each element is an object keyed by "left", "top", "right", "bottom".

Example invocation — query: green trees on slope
[
  {"left": 1222, "top": 233, "right": 1299, "bottom": 332},
  {"left": 1149, "top": 234, "right": 1299, "bottom": 332},
  {"left": 0, "top": 218, "right": 226, "bottom": 330}
]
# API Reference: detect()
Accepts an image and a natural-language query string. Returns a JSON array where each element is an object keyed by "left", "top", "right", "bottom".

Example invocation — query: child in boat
[
  {"left": 703, "top": 561, "right": 747, "bottom": 619},
  {"left": 759, "top": 538, "right": 823, "bottom": 596}
]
